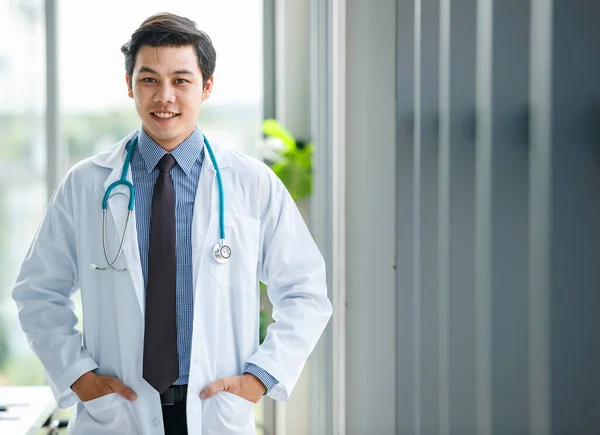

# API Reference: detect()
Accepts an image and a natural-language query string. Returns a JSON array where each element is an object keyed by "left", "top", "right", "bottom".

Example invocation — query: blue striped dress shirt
[{"left": 129, "top": 126, "right": 277, "bottom": 392}]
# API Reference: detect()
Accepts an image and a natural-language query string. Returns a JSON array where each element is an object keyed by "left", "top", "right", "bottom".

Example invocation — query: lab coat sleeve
[
  {"left": 246, "top": 173, "right": 332, "bottom": 402},
  {"left": 12, "top": 176, "right": 98, "bottom": 408}
]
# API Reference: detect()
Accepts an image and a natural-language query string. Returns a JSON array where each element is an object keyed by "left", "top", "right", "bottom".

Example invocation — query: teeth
[{"left": 153, "top": 112, "right": 178, "bottom": 119}]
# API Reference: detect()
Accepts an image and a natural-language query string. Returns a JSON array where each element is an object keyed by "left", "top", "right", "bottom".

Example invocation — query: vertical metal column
[
  {"left": 261, "top": 1, "right": 277, "bottom": 431},
  {"left": 474, "top": 0, "right": 493, "bottom": 433},
  {"left": 45, "top": 0, "right": 61, "bottom": 199},
  {"left": 447, "top": 0, "right": 477, "bottom": 433},
  {"left": 528, "top": 0, "right": 552, "bottom": 433},
  {"left": 489, "top": 2, "right": 531, "bottom": 434},
  {"left": 263, "top": 0, "right": 276, "bottom": 121},
  {"left": 413, "top": 1, "right": 423, "bottom": 434},
  {"left": 395, "top": 0, "right": 416, "bottom": 431},
  {"left": 309, "top": 0, "right": 337, "bottom": 433},
  {"left": 437, "top": 1, "right": 451, "bottom": 433},
  {"left": 418, "top": 1, "right": 441, "bottom": 433},
  {"left": 331, "top": 0, "right": 347, "bottom": 433}
]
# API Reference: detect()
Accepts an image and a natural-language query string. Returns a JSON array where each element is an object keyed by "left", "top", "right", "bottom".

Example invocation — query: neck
[{"left": 142, "top": 126, "right": 196, "bottom": 152}]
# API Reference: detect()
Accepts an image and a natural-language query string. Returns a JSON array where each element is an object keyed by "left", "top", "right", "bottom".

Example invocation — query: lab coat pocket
[
  {"left": 202, "top": 391, "right": 256, "bottom": 435},
  {"left": 210, "top": 213, "right": 260, "bottom": 293},
  {"left": 72, "top": 393, "right": 138, "bottom": 434}
]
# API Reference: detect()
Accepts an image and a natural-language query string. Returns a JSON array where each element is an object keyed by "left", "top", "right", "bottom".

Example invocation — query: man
[{"left": 12, "top": 12, "right": 331, "bottom": 435}]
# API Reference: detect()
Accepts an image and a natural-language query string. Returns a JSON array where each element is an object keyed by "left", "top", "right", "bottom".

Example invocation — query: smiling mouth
[{"left": 151, "top": 112, "right": 180, "bottom": 119}]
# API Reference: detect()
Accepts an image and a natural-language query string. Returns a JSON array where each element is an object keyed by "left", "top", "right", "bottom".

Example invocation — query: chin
[{"left": 143, "top": 116, "right": 195, "bottom": 142}]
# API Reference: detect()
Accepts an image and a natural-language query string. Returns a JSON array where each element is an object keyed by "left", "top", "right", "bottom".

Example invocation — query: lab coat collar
[
  {"left": 91, "top": 129, "right": 231, "bottom": 171},
  {"left": 137, "top": 127, "right": 204, "bottom": 176}
]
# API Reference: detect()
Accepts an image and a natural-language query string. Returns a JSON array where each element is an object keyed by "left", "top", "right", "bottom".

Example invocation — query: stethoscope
[{"left": 90, "top": 133, "right": 231, "bottom": 272}]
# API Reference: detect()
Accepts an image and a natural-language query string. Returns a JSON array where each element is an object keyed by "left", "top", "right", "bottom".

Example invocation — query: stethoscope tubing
[{"left": 93, "top": 132, "right": 229, "bottom": 272}]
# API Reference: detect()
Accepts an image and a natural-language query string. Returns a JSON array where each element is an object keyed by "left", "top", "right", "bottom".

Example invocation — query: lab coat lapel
[
  {"left": 189, "top": 141, "right": 220, "bottom": 400},
  {"left": 191, "top": 152, "right": 214, "bottom": 290},
  {"left": 191, "top": 136, "right": 230, "bottom": 287},
  {"left": 101, "top": 141, "right": 146, "bottom": 318}
]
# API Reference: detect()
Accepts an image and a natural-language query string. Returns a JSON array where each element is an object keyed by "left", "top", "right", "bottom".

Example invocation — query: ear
[
  {"left": 202, "top": 76, "right": 215, "bottom": 101},
  {"left": 126, "top": 75, "right": 134, "bottom": 99}
]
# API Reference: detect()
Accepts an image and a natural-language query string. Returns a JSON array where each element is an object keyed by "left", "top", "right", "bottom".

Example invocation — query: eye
[
  {"left": 174, "top": 78, "right": 188, "bottom": 84},
  {"left": 141, "top": 77, "right": 156, "bottom": 83}
]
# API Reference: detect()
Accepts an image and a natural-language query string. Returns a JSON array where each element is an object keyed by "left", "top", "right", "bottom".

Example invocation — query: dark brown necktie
[{"left": 143, "top": 153, "right": 178, "bottom": 393}]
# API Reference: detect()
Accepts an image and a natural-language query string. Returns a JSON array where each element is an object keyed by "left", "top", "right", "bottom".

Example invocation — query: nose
[{"left": 154, "top": 82, "right": 175, "bottom": 104}]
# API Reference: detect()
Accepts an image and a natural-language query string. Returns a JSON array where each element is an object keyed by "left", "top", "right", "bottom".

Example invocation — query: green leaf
[
  {"left": 296, "top": 144, "right": 313, "bottom": 170},
  {"left": 259, "top": 311, "right": 267, "bottom": 344},
  {"left": 272, "top": 161, "right": 312, "bottom": 199},
  {"left": 262, "top": 119, "right": 313, "bottom": 200},
  {"left": 262, "top": 119, "right": 296, "bottom": 150}
]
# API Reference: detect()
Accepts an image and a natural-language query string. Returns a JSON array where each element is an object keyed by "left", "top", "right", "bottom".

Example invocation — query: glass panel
[
  {"left": 56, "top": 1, "right": 266, "bottom": 432},
  {"left": 0, "top": 2, "right": 265, "bottom": 432},
  {"left": 59, "top": 1, "right": 264, "bottom": 163},
  {"left": 0, "top": 0, "right": 47, "bottom": 387}
]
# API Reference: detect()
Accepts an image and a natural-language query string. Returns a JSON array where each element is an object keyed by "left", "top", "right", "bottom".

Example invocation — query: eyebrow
[{"left": 138, "top": 66, "right": 195, "bottom": 76}]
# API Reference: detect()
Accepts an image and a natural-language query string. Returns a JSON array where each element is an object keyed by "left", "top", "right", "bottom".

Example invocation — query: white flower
[{"left": 255, "top": 136, "right": 286, "bottom": 162}]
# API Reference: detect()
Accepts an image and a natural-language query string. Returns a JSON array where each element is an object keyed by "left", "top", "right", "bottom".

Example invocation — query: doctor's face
[{"left": 126, "top": 45, "right": 213, "bottom": 151}]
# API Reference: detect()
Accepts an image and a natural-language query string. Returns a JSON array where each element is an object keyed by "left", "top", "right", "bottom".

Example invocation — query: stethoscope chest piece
[{"left": 213, "top": 241, "right": 232, "bottom": 264}]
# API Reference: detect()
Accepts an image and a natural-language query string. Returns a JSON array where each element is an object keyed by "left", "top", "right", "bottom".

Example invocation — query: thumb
[
  {"left": 200, "top": 378, "right": 228, "bottom": 400},
  {"left": 109, "top": 377, "right": 137, "bottom": 401}
]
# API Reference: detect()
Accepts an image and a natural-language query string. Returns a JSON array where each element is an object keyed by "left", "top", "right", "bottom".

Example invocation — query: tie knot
[{"left": 158, "top": 154, "right": 176, "bottom": 173}]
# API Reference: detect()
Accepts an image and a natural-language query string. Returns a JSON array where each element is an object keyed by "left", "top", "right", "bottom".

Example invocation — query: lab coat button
[{"left": 152, "top": 417, "right": 160, "bottom": 426}]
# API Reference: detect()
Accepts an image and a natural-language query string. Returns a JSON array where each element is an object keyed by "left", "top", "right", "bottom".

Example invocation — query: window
[
  {"left": 0, "top": 0, "right": 47, "bottom": 387},
  {"left": 1, "top": 0, "right": 266, "bottom": 431},
  {"left": 59, "top": 1, "right": 264, "bottom": 163}
]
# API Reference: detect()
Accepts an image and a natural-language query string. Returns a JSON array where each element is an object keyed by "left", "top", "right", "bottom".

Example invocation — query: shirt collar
[{"left": 137, "top": 126, "right": 204, "bottom": 176}]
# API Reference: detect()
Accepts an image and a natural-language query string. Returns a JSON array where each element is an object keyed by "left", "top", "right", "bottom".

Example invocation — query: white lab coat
[{"left": 12, "top": 130, "right": 332, "bottom": 435}]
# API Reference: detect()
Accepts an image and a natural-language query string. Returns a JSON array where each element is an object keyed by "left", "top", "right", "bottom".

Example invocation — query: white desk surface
[{"left": 0, "top": 386, "right": 56, "bottom": 435}]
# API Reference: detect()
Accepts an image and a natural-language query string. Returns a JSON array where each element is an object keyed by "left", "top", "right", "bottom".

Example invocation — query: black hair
[{"left": 121, "top": 12, "right": 216, "bottom": 87}]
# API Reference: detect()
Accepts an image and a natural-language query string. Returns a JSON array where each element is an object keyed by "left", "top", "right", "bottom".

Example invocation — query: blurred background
[{"left": 1, "top": 0, "right": 599, "bottom": 434}]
